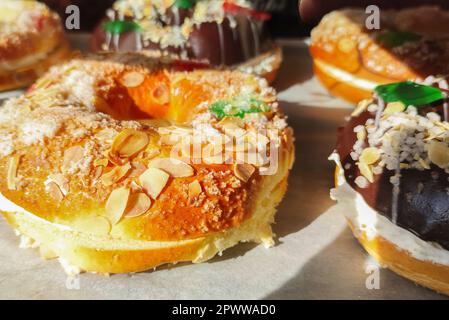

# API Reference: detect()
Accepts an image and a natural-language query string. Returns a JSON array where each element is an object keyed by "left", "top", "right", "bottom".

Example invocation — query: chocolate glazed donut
[
  {"left": 336, "top": 106, "right": 449, "bottom": 250},
  {"left": 91, "top": 4, "right": 271, "bottom": 67}
]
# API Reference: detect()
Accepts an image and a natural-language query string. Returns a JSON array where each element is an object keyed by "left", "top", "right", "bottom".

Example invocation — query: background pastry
[
  {"left": 310, "top": 6, "right": 449, "bottom": 103},
  {"left": 91, "top": 0, "right": 283, "bottom": 83},
  {"left": 332, "top": 79, "right": 449, "bottom": 294},
  {"left": 0, "top": 0, "right": 72, "bottom": 92}
]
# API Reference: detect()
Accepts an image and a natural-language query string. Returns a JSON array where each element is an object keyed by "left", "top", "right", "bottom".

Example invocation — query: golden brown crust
[
  {"left": 310, "top": 7, "right": 449, "bottom": 103},
  {"left": 347, "top": 220, "right": 449, "bottom": 296},
  {"left": 0, "top": 1, "right": 71, "bottom": 91},
  {"left": 0, "top": 52, "right": 294, "bottom": 273}
]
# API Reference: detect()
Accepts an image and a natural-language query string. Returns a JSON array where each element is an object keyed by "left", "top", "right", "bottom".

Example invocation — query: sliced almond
[
  {"left": 217, "top": 117, "right": 244, "bottom": 130},
  {"left": 124, "top": 193, "right": 152, "bottom": 218},
  {"left": 63, "top": 146, "right": 84, "bottom": 168},
  {"left": 130, "top": 181, "right": 143, "bottom": 193},
  {"left": 105, "top": 187, "right": 130, "bottom": 225},
  {"left": 351, "top": 99, "right": 372, "bottom": 117},
  {"left": 72, "top": 216, "right": 111, "bottom": 236},
  {"left": 92, "top": 166, "right": 103, "bottom": 181},
  {"left": 151, "top": 82, "right": 170, "bottom": 105},
  {"left": 111, "top": 129, "right": 149, "bottom": 160},
  {"left": 121, "top": 71, "right": 145, "bottom": 88},
  {"left": 384, "top": 102, "right": 405, "bottom": 115},
  {"left": 46, "top": 182, "right": 65, "bottom": 203},
  {"left": 94, "top": 158, "right": 109, "bottom": 167},
  {"left": 129, "top": 162, "right": 147, "bottom": 178},
  {"left": 358, "top": 162, "right": 374, "bottom": 183},
  {"left": 428, "top": 141, "right": 449, "bottom": 168},
  {"left": 139, "top": 167, "right": 169, "bottom": 199},
  {"left": 7, "top": 155, "right": 20, "bottom": 190},
  {"left": 356, "top": 128, "right": 366, "bottom": 141},
  {"left": 46, "top": 173, "right": 70, "bottom": 196},
  {"left": 149, "top": 158, "right": 194, "bottom": 178},
  {"left": 188, "top": 180, "right": 202, "bottom": 200},
  {"left": 144, "top": 147, "right": 161, "bottom": 160},
  {"left": 400, "top": 163, "right": 410, "bottom": 169},
  {"left": 359, "top": 147, "right": 381, "bottom": 165},
  {"left": 101, "top": 163, "right": 131, "bottom": 186},
  {"left": 234, "top": 163, "right": 256, "bottom": 182}
]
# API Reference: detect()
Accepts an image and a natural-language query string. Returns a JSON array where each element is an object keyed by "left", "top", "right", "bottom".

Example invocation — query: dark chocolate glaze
[
  {"left": 91, "top": 6, "right": 271, "bottom": 67},
  {"left": 336, "top": 107, "right": 449, "bottom": 250}
]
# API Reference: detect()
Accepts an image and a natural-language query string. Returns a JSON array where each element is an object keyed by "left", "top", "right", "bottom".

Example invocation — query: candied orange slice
[
  {"left": 124, "top": 70, "right": 171, "bottom": 119},
  {"left": 169, "top": 78, "right": 211, "bottom": 123}
]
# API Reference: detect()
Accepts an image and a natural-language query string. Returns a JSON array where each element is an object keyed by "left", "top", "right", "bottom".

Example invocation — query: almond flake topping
[
  {"left": 124, "top": 193, "right": 152, "bottom": 218},
  {"left": 120, "top": 71, "right": 145, "bottom": 88},
  {"left": 139, "top": 167, "right": 169, "bottom": 199},
  {"left": 234, "top": 163, "right": 256, "bottom": 182},
  {"left": 188, "top": 180, "right": 202, "bottom": 200},
  {"left": 105, "top": 187, "right": 130, "bottom": 225},
  {"left": 46, "top": 173, "right": 70, "bottom": 196},
  {"left": 358, "top": 162, "right": 374, "bottom": 183},
  {"left": 359, "top": 147, "right": 381, "bottom": 165},
  {"left": 351, "top": 99, "right": 372, "bottom": 117},
  {"left": 101, "top": 163, "right": 131, "bottom": 186},
  {"left": 217, "top": 117, "right": 245, "bottom": 130},
  {"left": 428, "top": 141, "right": 449, "bottom": 168},
  {"left": 149, "top": 158, "right": 194, "bottom": 178},
  {"left": 63, "top": 146, "right": 84, "bottom": 168},
  {"left": 7, "top": 155, "right": 20, "bottom": 190},
  {"left": 94, "top": 158, "right": 109, "bottom": 167},
  {"left": 46, "top": 182, "right": 65, "bottom": 203},
  {"left": 383, "top": 102, "right": 405, "bottom": 115},
  {"left": 111, "top": 129, "right": 149, "bottom": 161}
]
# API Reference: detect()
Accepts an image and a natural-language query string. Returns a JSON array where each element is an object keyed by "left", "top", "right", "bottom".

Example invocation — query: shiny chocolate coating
[
  {"left": 91, "top": 6, "right": 271, "bottom": 67},
  {"left": 336, "top": 108, "right": 449, "bottom": 250}
]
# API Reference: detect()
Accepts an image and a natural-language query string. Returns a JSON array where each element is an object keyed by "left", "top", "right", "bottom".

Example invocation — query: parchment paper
[{"left": 0, "top": 38, "right": 446, "bottom": 300}]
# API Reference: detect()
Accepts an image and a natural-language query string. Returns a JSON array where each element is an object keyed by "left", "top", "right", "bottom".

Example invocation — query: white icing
[
  {"left": 314, "top": 58, "right": 379, "bottom": 91},
  {"left": 330, "top": 152, "right": 449, "bottom": 266},
  {"left": 0, "top": 133, "right": 14, "bottom": 157},
  {"left": 20, "top": 118, "right": 60, "bottom": 145}
]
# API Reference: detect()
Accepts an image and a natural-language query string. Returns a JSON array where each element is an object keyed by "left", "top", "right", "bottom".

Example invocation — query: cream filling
[
  {"left": 0, "top": 192, "right": 204, "bottom": 250},
  {"left": 0, "top": 48, "right": 51, "bottom": 73},
  {"left": 314, "top": 58, "right": 379, "bottom": 91},
  {"left": 330, "top": 152, "right": 449, "bottom": 266}
]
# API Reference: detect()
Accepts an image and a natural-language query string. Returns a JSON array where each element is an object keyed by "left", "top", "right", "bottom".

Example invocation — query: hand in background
[{"left": 299, "top": 0, "right": 449, "bottom": 22}]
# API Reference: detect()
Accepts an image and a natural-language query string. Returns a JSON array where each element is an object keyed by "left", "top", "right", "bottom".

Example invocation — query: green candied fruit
[
  {"left": 209, "top": 96, "right": 270, "bottom": 120},
  {"left": 376, "top": 31, "right": 422, "bottom": 48},
  {"left": 374, "top": 81, "right": 444, "bottom": 107},
  {"left": 103, "top": 20, "right": 141, "bottom": 34},
  {"left": 173, "top": 0, "right": 197, "bottom": 9}
]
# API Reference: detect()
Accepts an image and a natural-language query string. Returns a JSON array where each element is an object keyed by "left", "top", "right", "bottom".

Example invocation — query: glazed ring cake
[
  {"left": 91, "top": 0, "right": 282, "bottom": 83},
  {"left": 0, "top": 0, "right": 72, "bottom": 92},
  {"left": 332, "top": 78, "right": 449, "bottom": 295},
  {"left": 310, "top": 6, "right": 449, "bottom": 103},
  {"left": 0, "top": 52, "right": 294, "bottom": 275}
]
